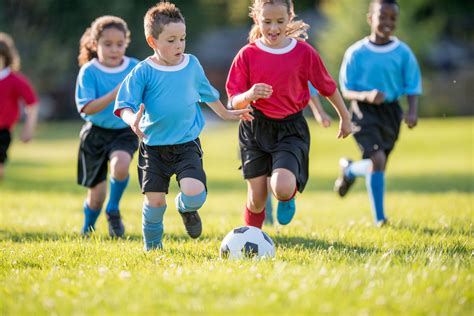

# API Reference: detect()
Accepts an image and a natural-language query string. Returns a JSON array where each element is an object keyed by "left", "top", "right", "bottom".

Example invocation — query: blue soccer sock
[
  {"left": 82, "top": 202, "right": 101, "bottom": 234},
  {"left": 175, "top": 191, "right": 207, "bottom": 213},
  {"left": 106, "top": 176, "right": 129, "bottom": 214},
  {"left": 345, "top": 159, "right": 372, "bottom": 178},
  {"left": 366, "top": 171, "right": 386, "bottom": 223},
  {"left": 142, "top": 204, "right": 166, "bottom": 251},
  {"left": 264, "top": 193, "right": 274, "bottom": 224}
]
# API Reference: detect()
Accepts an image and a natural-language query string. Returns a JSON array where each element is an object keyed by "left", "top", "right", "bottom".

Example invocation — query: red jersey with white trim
[
  {"left": 0, "top": 69, "right": 38, "bottom": 130},
  {"left": 226, "top": 38, "right": 336, "bottom": 119}
]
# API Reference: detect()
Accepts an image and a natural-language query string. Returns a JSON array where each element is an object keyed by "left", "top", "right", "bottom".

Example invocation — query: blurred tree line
[{"left": 0, "top": 0, "right": 472, "bottom": 119}]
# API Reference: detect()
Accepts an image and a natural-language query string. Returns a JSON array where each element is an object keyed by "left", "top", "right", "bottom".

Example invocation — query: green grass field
[{"left": 0, "top": 117, "right": 472, "bottom": 315}]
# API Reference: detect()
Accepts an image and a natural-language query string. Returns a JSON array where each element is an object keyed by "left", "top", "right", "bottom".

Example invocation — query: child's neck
[
  {"left": 260, "top": 36, "right": 291, "bottom": 49},
  {"left": 369, "top": 33, "right": 392, "bottom": 45}
]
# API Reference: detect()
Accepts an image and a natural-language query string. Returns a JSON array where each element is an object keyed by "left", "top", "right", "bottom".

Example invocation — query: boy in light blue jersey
[
  {"left": 115, "top": 2, "right": 252, "bottom": 251},
  {"left": 75, "top": 16, "right": 139, "bottom": 237},
  {"left": 334, "top": 0, "right": 422, "bottom": 226}
]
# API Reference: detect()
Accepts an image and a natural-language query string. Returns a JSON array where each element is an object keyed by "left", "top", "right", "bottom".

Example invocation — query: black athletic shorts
[
  {"left": 351, "top": 100, "right": 403, "bottom": 159},
  {"left": 77, "top": 122, "right": 138, "bottom": 188},
  {"left": 137, "top": 138, "right": 207, "bottom": 194},
  {"left": 0, "top": 129, "right": 12, "bottom": 164},
  {"left": 239, "top": 108, "right": 310, "bottom": 193}
]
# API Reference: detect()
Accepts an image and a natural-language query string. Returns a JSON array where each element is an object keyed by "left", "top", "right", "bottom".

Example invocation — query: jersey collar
[
  {"left": 255, "top": 38, "right": 297, "bottom": 55},
  {"left": 92, "top": 57, "right": 130, "bottom": 73},
  {"left": 363, "top": 37, "right": 400, "bottom": 53},
  {"left": 0, "top": 67, "right": 11, "bottom": 80},
  {"left": 146, "top": 54, "right": 190, "bottom": 72}
]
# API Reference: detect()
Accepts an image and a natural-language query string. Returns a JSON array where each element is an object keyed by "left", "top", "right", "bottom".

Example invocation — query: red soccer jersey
[
  {"left": 0, "top": 68, "right": 38, "bottom": 130},
  {"left": 226, "top": 38, "right": 336, "bottom": 119}
]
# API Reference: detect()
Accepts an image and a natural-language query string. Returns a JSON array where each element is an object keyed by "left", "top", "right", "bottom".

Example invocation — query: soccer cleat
[
  {"left": 179, "top": 211, "right": 202, "bottom": 239},
  {"left": 80, "top": 225, "right": 95, "bottom": 237},
  {"left": 276, "top": 198, "right": 296, "bottom": 225},
  {"left": 375, "top": 218, "right": 389, "bottom": 228},
  {"left": 334, "top": 158, "right": 356, "bottom": 197},
  {"left": 106, "top": 212, "right": 125, "bottom": 237}
]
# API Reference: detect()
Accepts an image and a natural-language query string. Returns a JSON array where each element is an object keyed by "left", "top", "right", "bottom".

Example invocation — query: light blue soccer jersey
[
  {"left": 339, "top": 37, "right": 422, "bottom": 102},
  {"left": 75, "top": 56, "right": 139, "bottom": 129},
  {"left": 308, "top": 82, "right": 319, "bottom": 97},
  {"left": 114, "top": 54, "right": 220, "bottom": 146}
]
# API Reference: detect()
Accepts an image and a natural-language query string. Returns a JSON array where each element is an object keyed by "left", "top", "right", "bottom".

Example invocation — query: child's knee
[
  {"left": 370, "top": 151, "right": 387, "bottom": 170},
  {"left": 176, "top": 191, "right": 207, "bottom": 212},
  {"left": 143, "top": 204, "right": 166, "bottom": 223}
]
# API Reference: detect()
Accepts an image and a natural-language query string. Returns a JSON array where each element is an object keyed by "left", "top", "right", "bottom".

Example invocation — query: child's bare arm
[
  {"left": 20, "top": 104, "right": 39, "bottom": 143},
  {"left": 207, "top": 100, "right": 254, "bottom": 121},
  {"left": 230, "top": 83, "right": 273, "bottom": 109},
  {"left": 308, "top": 96, "right": 331, "bottom": 128},
  {"left": 82, "top": 85, "right": 121, "bottom": 115},
  {"left": 342, "top": 89, "right": 385, "bottom": 105},
  {"left": 405, "top": 95, "right": 418, "bottom": 128},
  {"left": 119, "top": 105, "right": 145, "bottom": 139},
  {"left": 325, "top": 90, "right": 352, "bottom": 138}
]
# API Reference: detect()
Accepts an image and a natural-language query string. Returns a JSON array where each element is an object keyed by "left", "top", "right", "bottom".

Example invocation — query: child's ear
[
  {"left": 146, "top": 36, "right": 157, "bottom": 50},
  {"left": 366, "top": 13, "right": 373, "bottom": 26}
]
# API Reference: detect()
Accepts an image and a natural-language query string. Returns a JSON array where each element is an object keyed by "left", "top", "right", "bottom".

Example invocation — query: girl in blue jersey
[
  {"left": 114, "top": 2, "right": 253, "bottom": 251},
  {"left": 75, "top": 16, "right": 139, "bottom": 237},
  {"left": 334, "top": 0, "right": 422, "bottom": 226}
]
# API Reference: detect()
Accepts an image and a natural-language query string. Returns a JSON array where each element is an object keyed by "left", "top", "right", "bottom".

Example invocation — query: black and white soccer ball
[{"left": 220, "top": 226, "right": 275, "bottom": 259}]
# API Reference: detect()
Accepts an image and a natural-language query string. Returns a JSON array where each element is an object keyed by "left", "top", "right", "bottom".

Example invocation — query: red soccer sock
[{"left": 244, "top": 207, "right": 265, "bottom": 229}]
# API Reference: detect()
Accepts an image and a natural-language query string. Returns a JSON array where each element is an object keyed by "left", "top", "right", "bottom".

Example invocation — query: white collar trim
[
  {"left": 0, "top": 67, "right": 11, "bottom": 80},
  {"left": 146, "top": 54, "right": 190, "bottom": 72},
  {"left": 255, "top": 38, "right": 297, "bottom": 55},
  {"left": 92, "top": 57, "right": 130, "bottom": 73},
  {"left": 363, "top": 37, "right": 400, "bottom": 53}
]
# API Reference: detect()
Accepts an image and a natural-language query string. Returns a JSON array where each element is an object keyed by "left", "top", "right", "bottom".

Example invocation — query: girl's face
[
  {"left": 148, "top": 22, "right": 186, "bottom": 66},
  {"left": 368, "top": 3, "right": 399, "bottom": 42},
  {"left": 255, "top": 3, "right": 291, "bottom": 48},
  {"left": 95, "top": 27, "right": 127, "bottom": 67}
]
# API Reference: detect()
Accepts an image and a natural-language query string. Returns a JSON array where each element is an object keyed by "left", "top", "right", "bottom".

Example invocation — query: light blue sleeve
[
  {"left": 194, "top": 57, "right": 220, "bottom": 103},
  {"left": 114, "top": 66, "right": 145, "bottom": 116},
  {"left": 308, "top": 81, "right": 319, "bottom": 96},
  {"left": 339, "top": 49, "right": 358, "bottom": 92},
  {"left": 75, "top": 67, "right": 97, "bottom": 113},
  {"left": 403, "top": 48, "right": 422, "bottom": 95}
]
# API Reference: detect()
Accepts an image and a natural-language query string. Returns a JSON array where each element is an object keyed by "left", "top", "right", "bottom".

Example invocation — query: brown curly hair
[
  {"left": 78, "top": 15, "right": 131, "bottom": 66},
  {"left": 144, "top": 2, "right": 185, "bottom": 39},
  {"left": 0, "top": 32, "right": 21, "bottom": 71}
]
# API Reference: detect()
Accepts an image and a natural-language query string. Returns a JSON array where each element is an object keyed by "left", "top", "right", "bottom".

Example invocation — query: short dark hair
[
  {"left": 369, "top": 0, "right": 399, "bottom": 13},
  {"left": 144, "top": 2, "right": 185, "bottom": 39}
]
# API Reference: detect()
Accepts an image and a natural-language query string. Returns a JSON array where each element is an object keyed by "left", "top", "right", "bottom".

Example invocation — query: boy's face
[
  {"left": 95, "top": 27, "right": 127, "bottom": 68},
  {"left": 368, "top": 3, "right": 399, "bottom": 41},
  {"left": 147, "top": 22, "right": 186, "bottom": 66},
  {"left": 255, "top": 3, "right": 292, "bottom": 48}
]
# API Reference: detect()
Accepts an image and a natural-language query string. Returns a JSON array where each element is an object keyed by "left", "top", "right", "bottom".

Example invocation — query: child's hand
[
  {"left": 130, "top": 104, "right": 146, "bottom": 139},
  {"left": 405, "top": 111, "right": 418, "bottom": 128},
  {"left": 20, "top": 126, "right": 33, "bottom": 143},
  {"left": 245, "top": 83, "right": 273, "bottom": 102},
  {"left": 317, "top": 112, "right": 332, "bottom": 128},
  {"left": 337, "top": 118, "right": 352, "bottom": 139},
  {"left": 366, "top": 90, "right": 385, "bottom": 105},
  {"left": 224, "top": 108, "right": 254, "bottom": 121}
]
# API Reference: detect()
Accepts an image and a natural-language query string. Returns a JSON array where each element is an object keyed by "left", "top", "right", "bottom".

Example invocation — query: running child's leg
[
  {"left": 264, "top": 178, "right": 274, "bottom": 225},
  {"left": 82, "top": 181, "right": 107, "bottom": 235},
  {"left": 271, "top": 168, "right": 297, "bottom": 225},
  {"left": 176, "top": 177, "right": 206, "bottom": 238},
  {"left": 366, "top": 150, "right": 387, "bottom": 225},
  {"left": 143, "top": 192, "right": 166, "bottom": 251},
  {"left": 106, "top": 150, "right": 133, "bottom": 237},
  {"left": 244, "top": 175, "right": 268, "bottom": 228}
]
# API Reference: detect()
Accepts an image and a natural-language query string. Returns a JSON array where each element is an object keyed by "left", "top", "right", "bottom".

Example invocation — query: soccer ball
[{"left": 220, "top": 226, "right": 275, "bottom": 259}]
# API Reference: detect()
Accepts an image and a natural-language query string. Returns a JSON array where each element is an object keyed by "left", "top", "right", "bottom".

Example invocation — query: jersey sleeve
[
  {"left": 403, "top": 48, "right": 422, "bottom": 96},
  {"left": 307, "top": 47, "right": 337, "bottom": 97},
  {"left": 226, "top": 48, "right": 250, "bottom": 100},
  {"left": 114, "top": 66, "right": 145, "bottom": 117},
  {"left": 75, "top": 66, "right": 97, "bottom": 113},
  {"left": 194, "top": 57, "right": 220, "bottom": 103},
  {"left": 16, "top": 74, "right": 38, "bottom": 106},
  {"left": 339, "top": 48, "right": 358, "bottom": 92},
  {"left": 308, "top": 81, "right": 319, "bottom": 97}
]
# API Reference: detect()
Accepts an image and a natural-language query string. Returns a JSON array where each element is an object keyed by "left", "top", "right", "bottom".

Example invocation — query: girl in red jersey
[
  {"left": 0, "top": 33, "right": 39, "bottom": 180},
  {"left": 226, "top": 0, "right": 352, "bottom": 228}
]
